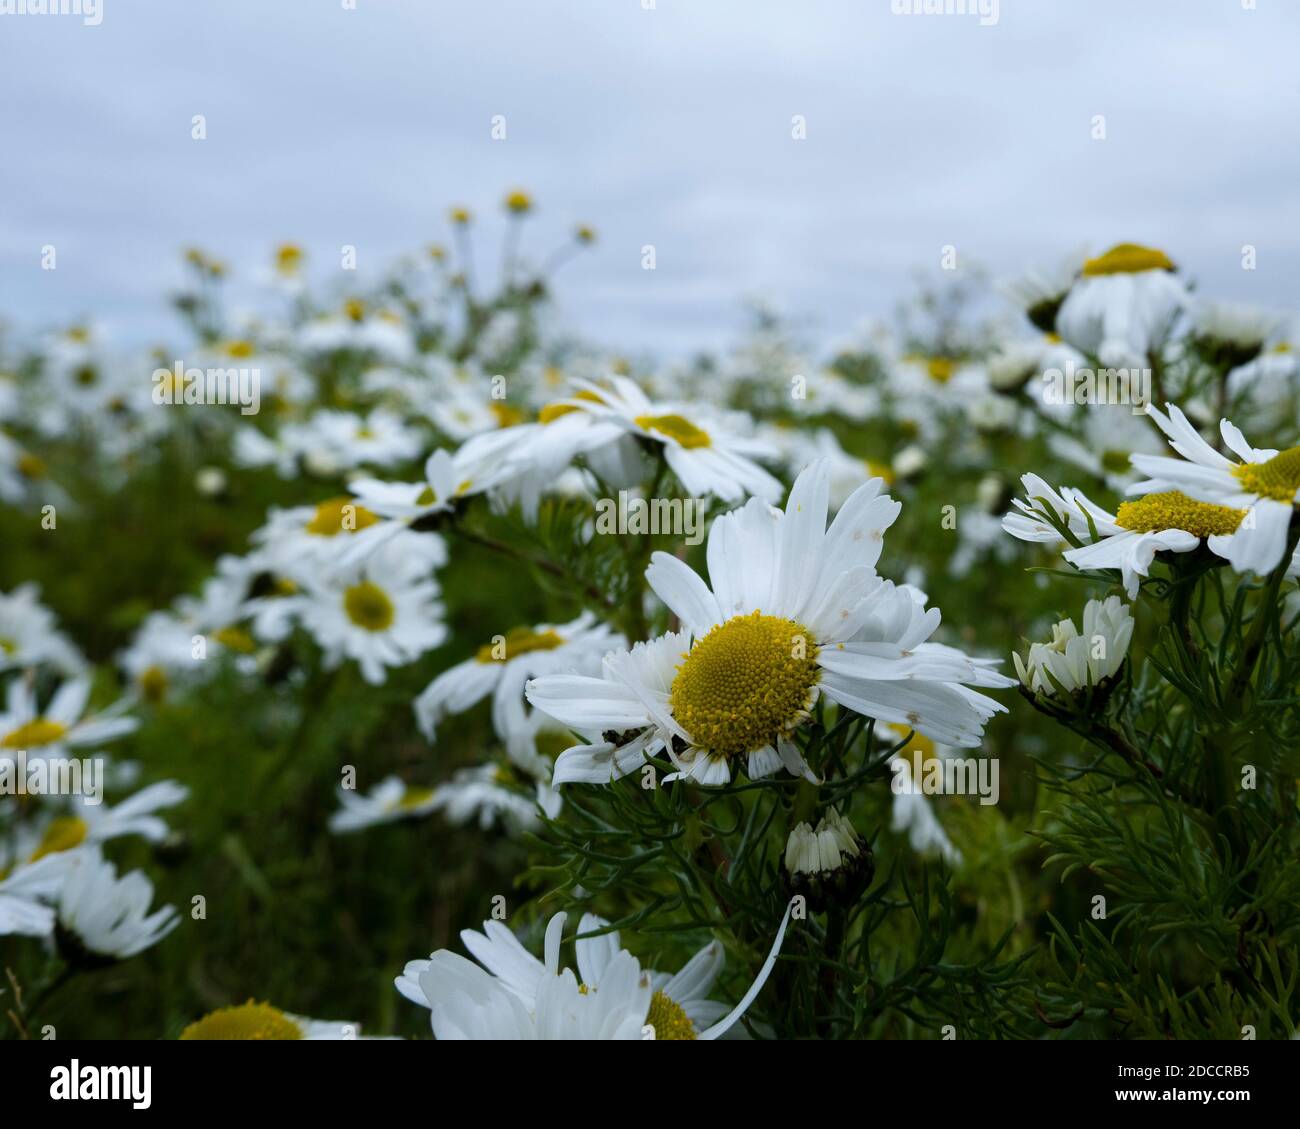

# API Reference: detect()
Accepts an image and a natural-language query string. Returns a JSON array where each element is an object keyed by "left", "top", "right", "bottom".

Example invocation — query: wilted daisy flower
[
  {"left": 56, "top": 847, "right": 179, "bottom": 962},
  {"left": 1129, "top": 403, "right": 1300, "bottom": 576},
  {"left": 528, "top": 461, "right": 1011, "bottom": 787},
  {"left": 327, "top": 775, "right": 439, "bottom": 834},
  {"left": 562, "top": 377, "right": 784, "bottom": 504},
  {"left": 0, "top": 677, "right": 137, "bottom": 764},
  {"left": 0, "top": 584, "right": 84, "bottom": 675},
  {"left": 1001, "top": 471, "right": 1281, "bottom": 597},
  {"left": 296, "top": 543, "right": 447, "bottom": 686},
  {"left": 179, "top": 1001, "right": 376, "bottom": 1040},
  {"left": 415, "top": 611, "right": 622, "bottom": 742},
  {"left": 396, "top": 904, "right": 792, "bottom": 1040},
  {"left": 1013, "top": 596, "right": 1133, "bottom": 697},
  {"left": 784, "top": 809, "right": 874, "bottom": 908},
  {"left": 1055, "top": 242, "right": 1188, "bottom": 368}
]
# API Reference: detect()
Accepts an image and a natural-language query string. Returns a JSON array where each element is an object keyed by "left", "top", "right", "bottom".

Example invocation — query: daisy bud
[
  {"left": 1013, "top": 596, "right": 1133, "bottom": 701},
  {"left": 893, "top": 444, "right": 928, "bottom": 481},
  {"left": 195, "top": 466, "right": 227, "bottom": 497}
]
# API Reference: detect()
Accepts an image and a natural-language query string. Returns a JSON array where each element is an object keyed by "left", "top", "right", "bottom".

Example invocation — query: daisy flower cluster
[{"left": 3, "top": 217, "right": 1299, "bottom": 1044}]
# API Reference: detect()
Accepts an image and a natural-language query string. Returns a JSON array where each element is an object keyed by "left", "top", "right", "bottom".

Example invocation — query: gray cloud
[{"left": 3, "top": 0, "right": 1298, "bottom": 356}]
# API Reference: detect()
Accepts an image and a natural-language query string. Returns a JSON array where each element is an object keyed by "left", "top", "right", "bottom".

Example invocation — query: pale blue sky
[{"left": 2, "top": 0, "right": 1298, "bottom": 356}]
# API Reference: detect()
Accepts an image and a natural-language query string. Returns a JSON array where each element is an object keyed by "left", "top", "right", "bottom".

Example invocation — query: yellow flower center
[
  {"left": 344, "top": 581, "right": 395, "bottom": 632},
  {"left": 0, "top": 637, "right": 17, "bottom": 655},
  {"left": 305, "top": 497, "right": 381, "bottom": 537},
  {"left": 28, "top": 816, "right": 88, "bottom": 863},
  {"left": 2, "top": 718, "right": 68, "bottom": 749},
  {"left": 17, "top": 453, "right": 46, "bottom": 479},
  {"left": 1082, "top": 243, "right": 1175, "bottom": 276},
  {"left": 864, "top": 459, "right": 894, "bottom": 485},
  {"left": 925, "top": 357, "right": 956, "bottom": 384},
  {"left": 275, "top": 244, "right": 303, "bottom": 274},
  {"left": 1114, "top": 491, "right": 1246, "bottom": 537},
  {"left": 139, "top": 665, "right": 169, "bottom": 702},
  {"left": 1233, "top": 446, "right": 1300, "bottom": 503},
  {"left": 343, "top": 298, "right": 366, "bottom": 323},
  {"left": 395, "top": 786, "right": 435, "bottom": 811},
  {"left": 490, "top": 402, "right": 526, "bottom": 428},
  {"left": 213, "top": 625, "right": 257, "bottom": 654},
  {"left": 634, "top": 413, "right": 711, "bottom": 449},
  {"left": 669, "top": 612, "right": 820, "bottom": 759},
  {"left": 179, "top": 1001, "right": 302, "bottom": 1040},
  {"left": 538, "top": 389, "right": 601, "bottom": 424},
  {"left": 223, "top": 339, "right": 255, "bottom": 359},
  {"left": 646, "top": 990, "right": 697, "bottom": 1040},
  {"left": 475, "top": 627, "right": 566, "bottom": 663},
  {"left": 505, "top": 190, "right": 533, "bottom": 214}
]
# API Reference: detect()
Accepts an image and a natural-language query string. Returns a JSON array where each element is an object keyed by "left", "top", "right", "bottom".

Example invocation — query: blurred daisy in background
[
  {"left": 415, "top": 611, "right": 621, "bottom": 742},
  {"left": 56, "top": 847, "right": 179, "bottom": 962}
]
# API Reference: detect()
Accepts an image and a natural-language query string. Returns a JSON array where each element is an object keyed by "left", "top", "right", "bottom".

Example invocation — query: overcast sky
[{"left": 3, "top": 0, "right": 1299, "bottom": 358}]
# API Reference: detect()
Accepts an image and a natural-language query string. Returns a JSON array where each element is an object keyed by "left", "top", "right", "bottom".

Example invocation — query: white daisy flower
[
  {"left": 0, "top": 853, "right": 77, "bottom": 938},
  {"left": 0, "top": 584, "right": 84, "bottom": 675},
  {"left": 1013, "top": 596, "right": 1134, "bottom": 697},
  {"left": 399, "top": 919, "right": 650, "bottom": 1040},
  {"left": 1055, "top": 243, "right": 1188, "bottom": 368},
  {"left": 327, "top": 775, "right": 439, "bottom": 834},
  {"left": 563, "top": 376, "right": 784, "bottom": 504},
  {"left": 56, "top": 847, "right": 179, "bottom": 961},
  {"left": 890, "top": 764, "right": 962, "bottom": 864},
  {"left": 296, "top": 541, "right": 447, "bottom": 685},
  {"left": 19, "top": 781, "right": 189, "bottom": 863},
  {"left": 251, "top": 495, "right": 446, "bottom": 581},
  {"left": 347, "top": 448, "right": 483, "bottom": 525},
  {"left": 882, "top": 728, "right": 962, "bottom": 865},
  {"left": 179, "top": 1001, "right": 381, "bottom": 1040},
  {"left": 429, "top": 763, "right": 544, "bottom": 831},
  {"left": 414, "top": 611, "right": 623, "bottom": 742},
  {"left": 297, "top": 303, "right": 414, "bottom": 364},
  {"left": 1129, "top": 402, "right": 1300, "bottom": 576},
  {"left": 528, "top": 461, "right": 1012, "bottom": 788},
  {"left": 0, "top": 677, "right": 137, "bottom": 764},
  {"left": 396, "top": 903, "right": 793, "bottom": 1040},
  {"left": 453, "top": 401, "right": 639, "bottom": 521},
  {"left": 1002, "top": 471, "right": 1273, "bottom": 597},
  {"left": 296, "top": 408, "right": 424, "bottom": 471}
]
